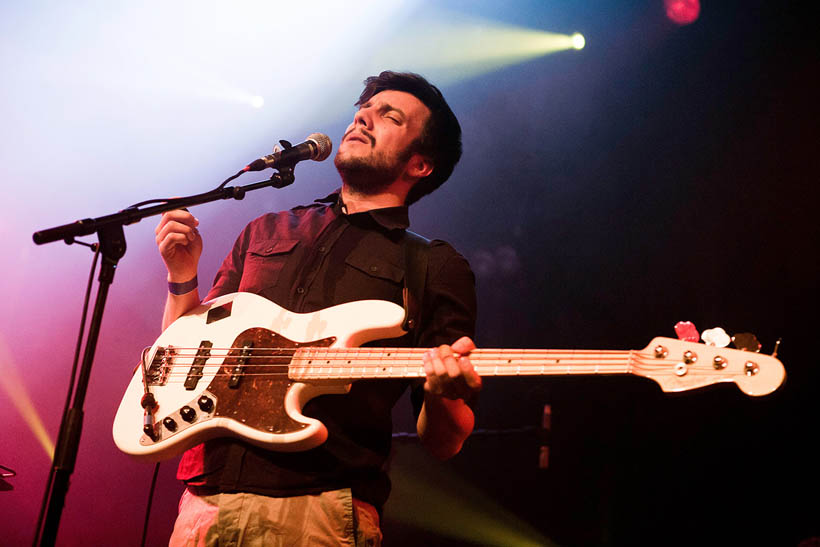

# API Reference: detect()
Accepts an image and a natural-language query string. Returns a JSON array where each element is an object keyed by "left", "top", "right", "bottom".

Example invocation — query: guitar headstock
[{"left": 633, "top": 337, "right": 785, "bottom": 396}]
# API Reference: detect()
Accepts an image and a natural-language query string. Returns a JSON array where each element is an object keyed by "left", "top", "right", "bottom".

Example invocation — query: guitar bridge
[{"left": 146, "top": 346, "right": 174, "bottom": 386}]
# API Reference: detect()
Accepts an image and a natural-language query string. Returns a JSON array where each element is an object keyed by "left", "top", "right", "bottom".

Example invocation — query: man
[{"left": 155, "top": 71, "right": 481, "bottom": 545}]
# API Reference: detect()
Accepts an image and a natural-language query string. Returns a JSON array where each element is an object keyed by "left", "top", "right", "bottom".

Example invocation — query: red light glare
[{"left": 664, "top": 0, "right": 700, "bottom": 25}]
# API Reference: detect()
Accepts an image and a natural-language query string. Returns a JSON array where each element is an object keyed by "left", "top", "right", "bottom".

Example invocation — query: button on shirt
[{"left": 176, "top": 190, "right": 477, "bottom": 511}]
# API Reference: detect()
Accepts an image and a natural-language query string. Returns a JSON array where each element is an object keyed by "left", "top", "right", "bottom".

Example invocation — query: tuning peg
[
  {"left": 674, "top": 321, "right": 699, "bottom": 342},
  {"left": 772, "top": 338, "right": 782, "bottom": 358},
  {"left": 702, "top": 327, "right": 731, "bottom": 348},
  {"left": 732, "top": 332, "right": 762, "bottom": 352}
]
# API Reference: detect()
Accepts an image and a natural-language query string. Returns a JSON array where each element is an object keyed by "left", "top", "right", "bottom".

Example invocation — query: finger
[
  {"left": 437, "top": 345, "right": 461, "bottom": 380},
  {"left": 164, "top": 209, "right": 198, "bottom": 226},
  {"left": 157, "top": 232, "right": 192, "bottom": 257},
  {"left": 422, "top": 350, "right": 440, "bottom": 395},
  {"left": 156, "top": 220, "right": 198, "bottom": 244},
  {"left": 422, "top": 350, "right": 433, "bottom": 374},
  {"left": 156, "top": 219, "right": 193, "bottom": 242},
  {"left": 450, "top": 336, "right": 476, "bottom": 355},
  {"left": 165, "top": 219, "right": 199, "bottom": 240},
  {"left": 155, "top": 209, "right": 199, "bottom": 234},
  {"left": 458, "top": 357, "right": 482, "bottom": 390},
  {"left": 429, "top": 347, "right": 449, "bottom": 379}
]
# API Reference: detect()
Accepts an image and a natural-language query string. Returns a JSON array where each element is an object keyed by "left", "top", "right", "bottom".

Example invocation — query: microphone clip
[
  {"left": 264, "top": 138, "right": 297, "bottom": 188},
  {"left": 268, "top": 163, "right": 295, "bottom": 189}
]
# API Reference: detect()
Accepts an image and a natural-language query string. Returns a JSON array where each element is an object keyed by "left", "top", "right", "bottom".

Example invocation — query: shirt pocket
[
  {"left": 239, "top": 238, "right": 298, "bottom": 293},
  {"left": 345, "top": 249, "right": 404, "bottom": 288}
]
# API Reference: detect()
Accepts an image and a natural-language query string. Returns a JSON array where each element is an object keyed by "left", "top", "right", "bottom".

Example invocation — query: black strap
[{"left": 402, "top": 229, "right": 430, "bottom": 346}]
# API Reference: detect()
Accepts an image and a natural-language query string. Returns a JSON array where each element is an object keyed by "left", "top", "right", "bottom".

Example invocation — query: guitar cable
[
  {"left": 140, "top": 462, "right": 161, "bottom": 547},
  {"left": 33, "top": 242, "right": 100, "bottom": 546}
]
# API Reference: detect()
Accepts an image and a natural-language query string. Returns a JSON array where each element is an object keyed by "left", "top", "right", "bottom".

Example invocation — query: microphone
[{"left": 245, "top": 133, "right": 332, "bottom": 172}]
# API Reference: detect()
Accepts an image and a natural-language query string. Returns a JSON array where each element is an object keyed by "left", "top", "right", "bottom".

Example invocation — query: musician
[{"left": 155, "top": 71, "right": 481, "bottom": 545}]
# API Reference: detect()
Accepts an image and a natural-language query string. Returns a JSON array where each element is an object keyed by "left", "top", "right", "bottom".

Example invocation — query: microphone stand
[{"left": 31, "top": 167, "right": 295, "bottom": 546}]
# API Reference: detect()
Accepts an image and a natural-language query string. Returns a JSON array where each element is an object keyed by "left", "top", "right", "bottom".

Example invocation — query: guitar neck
[{"left": 289, "top": 348, "right": 634, "bottom": 380}]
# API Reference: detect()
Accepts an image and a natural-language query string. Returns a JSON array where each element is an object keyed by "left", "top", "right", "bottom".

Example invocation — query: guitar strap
[{"left": 401, "top": 229, "right": 430, "bottom": 346}]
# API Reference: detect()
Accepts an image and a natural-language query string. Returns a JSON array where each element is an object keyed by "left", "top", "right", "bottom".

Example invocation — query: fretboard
[{"left": 288, "top": 347, "right": 634, "bottom": 380}]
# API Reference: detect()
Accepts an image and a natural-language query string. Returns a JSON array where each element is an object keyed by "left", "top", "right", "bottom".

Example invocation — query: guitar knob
[
  {"left": 180, "top": 406, "right": 197, "bottom": 423},
  {"left": 162, "top": 417, "right": 178, "bottom": 431},
  {"left": 198, "top": 396, "right": 214, "bottom": 413},
  {"left": 142, "top": 424, "right": 159, "bottom": 441}
]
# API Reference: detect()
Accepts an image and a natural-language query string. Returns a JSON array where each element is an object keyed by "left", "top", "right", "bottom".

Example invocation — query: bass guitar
[{"left": 113, "top": 292, "right": 785, "bottom": 461}]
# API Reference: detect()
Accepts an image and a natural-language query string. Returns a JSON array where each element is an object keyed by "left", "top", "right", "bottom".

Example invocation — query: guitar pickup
[
  {"left": 184, "top": 341, "right": 213, "bottom": 390},
  {"left": 228, "top": 343, "right": 253, "bottom": 388}
]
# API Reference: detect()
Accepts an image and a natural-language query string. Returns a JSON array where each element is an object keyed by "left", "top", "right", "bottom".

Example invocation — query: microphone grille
[{"left": 307, "top": 133, "right": 333, "bottom": 161}]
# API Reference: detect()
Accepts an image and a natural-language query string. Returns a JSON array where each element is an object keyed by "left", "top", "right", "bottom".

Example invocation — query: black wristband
[{"left": 168, "top": 275, "right": 198, "bottom": 295}]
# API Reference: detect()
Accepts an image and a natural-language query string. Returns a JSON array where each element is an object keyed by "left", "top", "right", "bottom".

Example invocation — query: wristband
[{"left": 168, "top": 275, "right": 198, "bottom": 295}]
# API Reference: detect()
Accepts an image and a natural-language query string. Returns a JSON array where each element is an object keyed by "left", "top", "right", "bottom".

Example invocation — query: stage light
[
  {"left": 388, "top": 443, "right": 558, "bottom": 546},
  {"left": 664, "top": 0, "right": 700, "bottom": 25},
  {"left": 370, "top": 10, "right": 586, "bottom": 84},
  {"left": 250, "top": 96, "right": 265, "bottom": 109},
  {"left": 571, "top": 32, "right": 586, "bottom": 50},
  {"left": 0, "top": 337, "right": 54, "bottom": 460}
]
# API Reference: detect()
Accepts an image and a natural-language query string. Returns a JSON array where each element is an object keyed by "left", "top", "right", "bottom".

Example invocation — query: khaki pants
[{"left": 169, "top": 487, "right": 382, "bottom": 547}]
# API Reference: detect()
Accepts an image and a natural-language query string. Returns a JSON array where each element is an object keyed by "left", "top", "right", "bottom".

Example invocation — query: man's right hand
[{"left": 155, "top": 209, "right": 203, "bottom": 281}]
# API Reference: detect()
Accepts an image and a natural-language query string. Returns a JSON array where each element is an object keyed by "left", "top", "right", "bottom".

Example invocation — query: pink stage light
[{"left": 664, "top": 0, "right": 700, "bottom": 25}]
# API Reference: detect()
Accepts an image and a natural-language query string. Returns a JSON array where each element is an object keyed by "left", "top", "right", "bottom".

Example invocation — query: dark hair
[{"left": 356, "top": 71, "right": 462, "bottom": 204}]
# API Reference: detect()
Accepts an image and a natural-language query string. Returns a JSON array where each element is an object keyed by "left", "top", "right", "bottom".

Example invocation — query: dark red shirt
[{"left": 177, "top": 191, "right": 476, "bottom": 510}]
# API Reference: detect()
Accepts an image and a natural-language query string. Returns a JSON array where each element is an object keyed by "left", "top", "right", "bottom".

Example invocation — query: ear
[{"left": 406, "top": 153, "right": 433, "bottom": 179}]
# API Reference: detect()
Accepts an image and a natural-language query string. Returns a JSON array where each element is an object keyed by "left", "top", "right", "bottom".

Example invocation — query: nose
[{"left": 353, "top": 105, "right": 373, "bottom": 129}]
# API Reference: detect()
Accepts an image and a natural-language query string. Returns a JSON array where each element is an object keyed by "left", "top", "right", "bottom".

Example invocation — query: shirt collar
[{"left": 315, "top": 188, "right": 410, "bottom": 231}]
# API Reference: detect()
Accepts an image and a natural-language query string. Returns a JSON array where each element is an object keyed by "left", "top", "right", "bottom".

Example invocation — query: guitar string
[
  {"left": 143, "top": 346, "right": 748, "bottom": 357},
  {"left": 142, "top": 352, "right": 751, "bottom": 367},
  {"left": 141, "top": 349, "right": 732, "bottom": 360},
  {"left": 142, "top": 359, "right": 747, "bottom": 377},
  {"left": 138, "top": 371, "right": 752, "bottom": 387},
  {"left": 145, "top": 354, "right": 643, "bottom": 361},
  {"left": 142, "top": 346, "right": 635, "bottom": 353},
  {"left": 144, "top": 358, "right": 726, "bottom": 367},
  {"left": 139, "top": 349, "right": 759, "bottom": 379},
  {"left": 141, "top": 352, "right": 754, "bottom": 366}
]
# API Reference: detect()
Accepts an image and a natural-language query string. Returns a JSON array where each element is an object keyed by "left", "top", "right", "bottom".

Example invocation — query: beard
[{"left": 334, "top": 144, "right": 413, "bottom": 196}]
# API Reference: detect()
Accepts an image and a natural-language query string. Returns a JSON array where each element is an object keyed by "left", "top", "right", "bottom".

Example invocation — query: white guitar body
[{"left": 113, "top": 292, "right": 407, "bottom": 462}]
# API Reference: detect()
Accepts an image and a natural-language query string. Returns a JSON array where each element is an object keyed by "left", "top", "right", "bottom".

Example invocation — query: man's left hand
[{"left": 422, "top": 336, "right": 482, "bottom": 402}]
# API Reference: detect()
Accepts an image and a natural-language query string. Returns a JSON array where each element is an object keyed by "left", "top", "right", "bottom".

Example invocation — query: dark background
[{"left": 387, "top": 1, "right": 818, "bottom": 545}]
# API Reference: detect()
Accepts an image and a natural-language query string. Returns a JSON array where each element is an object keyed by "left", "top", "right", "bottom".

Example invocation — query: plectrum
[
  {"left": 674, "top": 321, "right": 699, "bottom": 342},
  {"left": 732, "top": 332, "right": 761, "bottom": 352},
  {"left": 702, "top": 327, "right": 731, "bottom": 347}
]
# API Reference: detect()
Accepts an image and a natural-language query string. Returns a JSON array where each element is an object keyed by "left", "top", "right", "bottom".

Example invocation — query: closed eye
[{"left": 377, "top": 103, "right": 406, "bottom": 124}]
